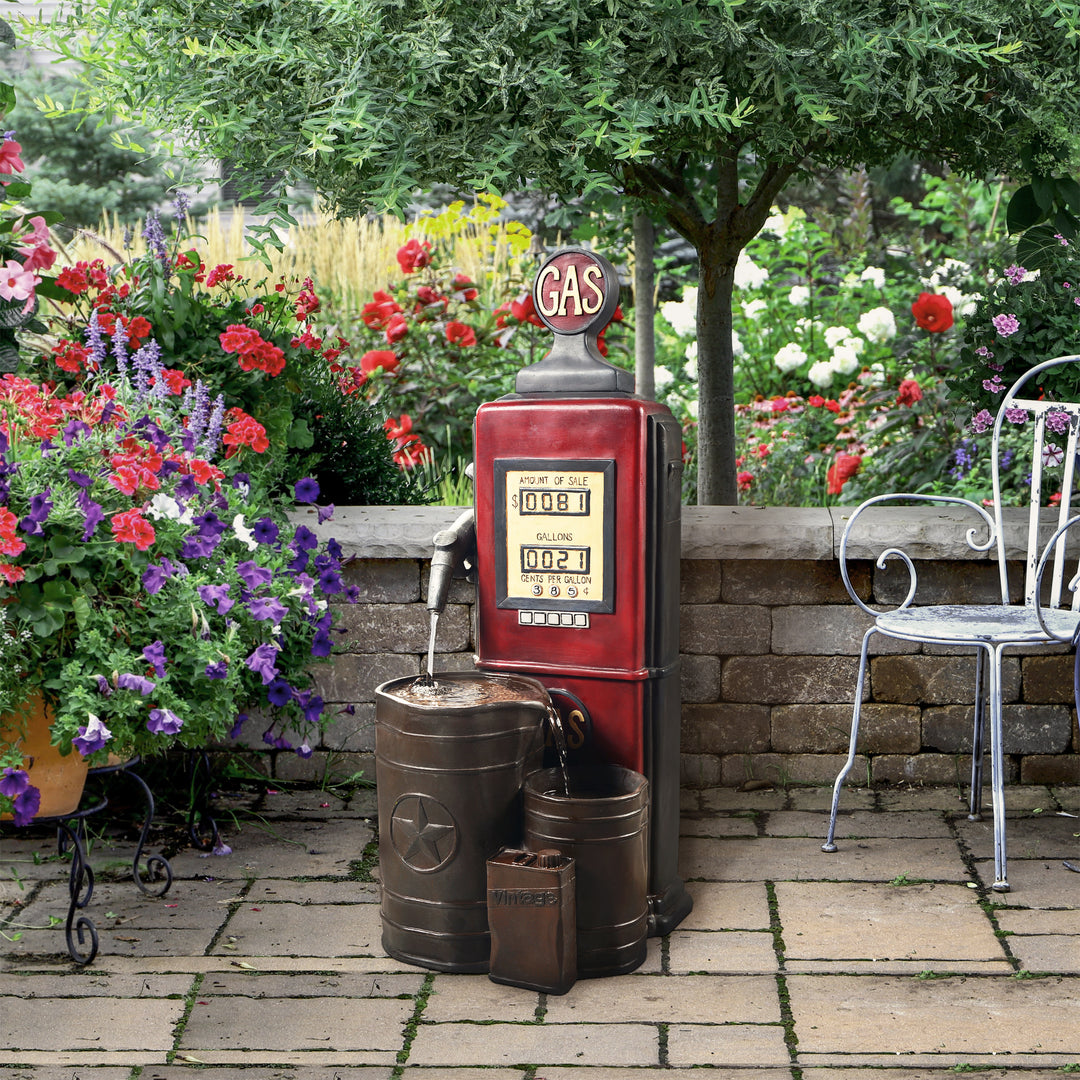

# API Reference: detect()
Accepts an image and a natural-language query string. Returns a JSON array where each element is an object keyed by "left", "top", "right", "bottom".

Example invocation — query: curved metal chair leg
[
  {"left": 823, "top": 627, "right": 876, "bottom": 853},
  {"left": 186, "top": 751, "right": 222, "bottom": 853},
  {"left": 968, "top": 649, "right": 987, "bottom": 821},
  {"left": 56, "top": 818, "right": 98, "bottom": 966},
  {"left": 988, "top": 644, "right": 1009, "bottom": 892},
  {"left": 124, "top": 765, "right": 173, "bottom": 897}
]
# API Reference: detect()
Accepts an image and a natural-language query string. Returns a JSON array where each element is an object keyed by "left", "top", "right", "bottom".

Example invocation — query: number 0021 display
[{"left": 495, "top": 460, "right": 614, "bottom": 611}]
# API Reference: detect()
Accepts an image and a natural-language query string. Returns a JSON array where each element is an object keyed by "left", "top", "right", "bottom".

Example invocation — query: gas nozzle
[{"left": 427, "top": 508, "right": 477, "bottom": 614}]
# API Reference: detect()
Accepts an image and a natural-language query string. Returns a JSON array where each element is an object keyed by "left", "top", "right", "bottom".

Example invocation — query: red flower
[
  {"left": 294, "top": 278, "right": 320, "bottom": 320},
  {"left": 190, "top": 459, "right": 224, "bottom": 485},
  {"left": 826, "top": 453, "right": 863, "bottom": 495},
  {"left": 0, "top": 138, "right": 25, "bottom": 175},
  {"left": 56, "top": 265, "right": 90, "bottom": 295},
  {"left": 396, "top": 238, "right": 432, "bottom": 274},
  {"left": 360, "top": 349, "right": 399, "bottom": 376},
  {"left": 206, "top": 264, "right": 239, "bottom": 287},
  {"left": 807, "top": 394, "right": 826, "bottom": 408},
  {"left": 223, "top": 409, "right": 270, "bottom": 455},
  {"left": 445, "top": 321, "right": 477, "bottom": 347},
  {"left": 362, "top": 290, "right": 402, "bottom": 329},
  {"left": 111, "top": 508, "right": 156, "bottom": 551},
  {"left": 771, "top": 397, "right": 790, "bottom": 413},
  {"left": 218, "top": 324, "right": 286, "bottom": 376},
  {"left": 737, "top": 471, "right": 754, "bottom": 491},
  {"left": 824, "top": 399, "right": 841, "bottom": 413},
  {"left": 384, "top": 414, "right": 413, "bottom": 441},
  {"left": 158, "top": 368, "right": 191, "bottom": 395},
  {"left": 452, "top": 273, "right": 478, "bottom": 301},
  {"left": 385, "top": 313, "right": 409, "bottom": 344},
  {"left": 415, "top": 285, "right": 445, "bottom": 309},
  {"left": 0, "top": 562, "right": 24, "bottom": 584},
  {"left": 51, "top": 340, "right": 90, "bottom": 374},
  {"left": 911, "top": 292, "right": 954, "bottom": 333},
  {"left": 896, "top": 378, "right": 923, "bottom": 407},
  {"left": 510, "top": 293, "right": 544, "bottom": 327}
]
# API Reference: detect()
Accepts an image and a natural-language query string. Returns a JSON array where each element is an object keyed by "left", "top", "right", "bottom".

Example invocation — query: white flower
[
  {"left": 734, "top": 252, "right": 769, "bottom": 290},
  {"left": 788, "top": 284, "right": 810, "bottom": 307},
  {"left": 731, "top": 330, "right": 744, "bottom": 358},
  {"left": 659, "top": 286, "right": 698, "bottom": 337},
  {"left": 938, "top": 284, "right": 977, "bottom": 318},
  {"left": 653, "top": 366, "right": 675, "bottom": 390},
  {"left": 232, "top": 513, "right": 258, "bottom": 552},
  {"left": 684, "top": 341, "right": 698, "bottom": 375},
  {"left": 685, "top": 398, "right": 699, "bottom": 418},
  {"left": 774, "top": 342, "right": 808, "bottom": 373},
  {"left": 742, "top": 298, "right": 768, "bottom": 320},
  {"left": 84, "top": 713, "right": 112, "bottom": 744},
  {"left": 860, "top": 266, "right": 886, "bottom": 289},
  {"left": 857, "top": 306, "right": 897, "bottom": 343},
  {"left": 824, "top": 325, "right": 853, "bottom": 348},
  {"left": 807, "top": 358, "right": 838, "bottom": 387},
  {"left": 926, "top": 258, "right": 970, "bottom": 288},
  {"left": 831, "top": 343, "right": 862, "bottom": 375},
  {"left": 146, "top": 493, "right": 192, "bottom": 524}
]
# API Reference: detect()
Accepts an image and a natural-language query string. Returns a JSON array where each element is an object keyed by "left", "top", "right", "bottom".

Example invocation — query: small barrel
[
  {"left": 375, "top": 672, "right": 548, "bottom": 973},
  {"left": 524, "top": 765, "right": 649, "bottom": 977}
]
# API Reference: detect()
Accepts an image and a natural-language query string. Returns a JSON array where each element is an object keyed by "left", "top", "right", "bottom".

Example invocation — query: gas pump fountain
[{"left": 427, "top": 246, "right": 691, "bottom": 935}]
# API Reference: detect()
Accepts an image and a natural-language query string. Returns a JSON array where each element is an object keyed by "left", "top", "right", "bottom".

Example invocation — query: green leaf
[
  {"left": 1016, "top": 224, "right": 1066, "bottom": 271},
  {"left": 1007, "top": 185, "right": 1043, "bottom": 234}
]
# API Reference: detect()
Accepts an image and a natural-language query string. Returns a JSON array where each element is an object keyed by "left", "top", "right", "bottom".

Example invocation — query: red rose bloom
[
  {"left": 396, "top": 238, "right": 432, "bottom": 274},
  {"left": 385, "top": 312, "right": 409, "bottom": 344},
  {"left": 826, "top": 453, "right": 863, "bottom": 495},
  {"left": 896, "top": 378, "right": 924, "bottom": 406},
  {"left": 911, "top": 292, "right": 954, "bottom": 333},
  {"left": 360, "top": 350, "right": 400, "bottom": 376},
  {"left": 445, "top": 321, "right": 477, "bottom": 347}
]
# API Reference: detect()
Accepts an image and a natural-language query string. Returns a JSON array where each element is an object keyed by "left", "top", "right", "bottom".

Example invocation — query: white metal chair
[{"left": 823, "top": 354, "right": 1080, "bottom": 891}]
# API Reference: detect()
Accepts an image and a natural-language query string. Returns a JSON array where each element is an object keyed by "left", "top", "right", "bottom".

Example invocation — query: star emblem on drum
[{"left": 390, "top": 794, "right": 458, "bottom": 872}]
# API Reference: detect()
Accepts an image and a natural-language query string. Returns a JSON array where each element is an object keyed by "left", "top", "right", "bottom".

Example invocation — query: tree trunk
[
  {"left": 632, "top": 211, "right": 655, "bottom": 400},
  {"left": 695, "top": 243, "right": 737, "bottom": 506}
]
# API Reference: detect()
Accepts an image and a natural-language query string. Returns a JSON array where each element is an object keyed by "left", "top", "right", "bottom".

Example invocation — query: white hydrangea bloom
[
  {"left": 925, "top": 258, "right": 970, "bottom": 288},
  {"left": 653, "top": 366, "right": 675, "bottom": 390},
  {"left": 774, "top": 342, "right": 808, "bottom": 373},
  {"left": 807, "top": 358, "right": 838, "bottom": 387},
  {"left": 831, "top": 343, "right": 862, "bottom": 375},
  {"left": 659, "top": 286, "right": 698, "bottom": 337},
  {"left": 734, "top": 252, "right": 769, "bottom": 289},
  {"left": 857, "top": 306, "right": 897, "bottom": 343},
  {"left": 937, "top": 284, "right": 978, "bottom": 318},
  {"left": 860, "top": 266, "right": 886, "bottom": 289},
  {"left": 684, "top": 341, "right": 698, "bottom": 374},
  {"left": 788, "top": 284, "right": 810, "bottom": 307},
  {"left": 824, "top": 325, "right": 853, "bottom": 348},
  {"left": 742, "top": 298, "right": 768, "bottom": 320}
]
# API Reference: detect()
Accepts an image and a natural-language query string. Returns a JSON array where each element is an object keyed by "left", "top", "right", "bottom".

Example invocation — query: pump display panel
[{"left": 493, "top": 458, "right": 615, "bottom": 614}]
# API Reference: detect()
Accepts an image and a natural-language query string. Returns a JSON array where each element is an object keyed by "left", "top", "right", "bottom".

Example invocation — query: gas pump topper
[{"left": 429, "top": 245, "right": 691, "bottom": 935}]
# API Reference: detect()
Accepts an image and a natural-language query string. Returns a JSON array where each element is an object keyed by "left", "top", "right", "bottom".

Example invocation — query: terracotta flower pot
[{"left": 1, "top": 695, "right": 89, "bottom": 820}]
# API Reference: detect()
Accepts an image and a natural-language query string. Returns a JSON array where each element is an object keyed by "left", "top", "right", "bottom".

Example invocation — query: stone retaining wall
[{"left": 240, "top": 505, "right": 1080, "bottom": 790}]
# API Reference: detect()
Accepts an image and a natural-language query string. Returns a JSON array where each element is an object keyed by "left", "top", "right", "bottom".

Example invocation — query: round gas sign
[{"left": 532, "top": 248, "right": 619, "bottom": 336}]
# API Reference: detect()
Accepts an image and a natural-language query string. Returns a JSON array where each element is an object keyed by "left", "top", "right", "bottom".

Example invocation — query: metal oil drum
[
  {"left": 374, "top": 671, "right": 548, "bottom": 973},
  {"left": 524, "top": 765, "right": 649, "bottom": 977}
]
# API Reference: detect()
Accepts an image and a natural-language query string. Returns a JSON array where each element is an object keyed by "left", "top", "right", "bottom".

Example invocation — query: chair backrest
[{"left": 992, "top": 354, "right": 1080, "bottom": 608}]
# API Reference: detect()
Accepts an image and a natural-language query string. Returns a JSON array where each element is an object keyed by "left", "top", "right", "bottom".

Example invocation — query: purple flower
[
  {"left": 0, "top": 766, "right": 30, "bottom": 798},
  {"left": 175, "top": 474, "right": 198, "bottom": 501},
  {"left": 198, "top": 583, "right": 234, "bottom": 615},
  {"left": 142, "top": 563, "right": 171, "bottom": 594},
  {"left": 117, "top": 672, "right": 156, "bottom": 695},
  {"left": 62, "top": 420, "right": 91, "bottom": 446},
  {"left": 1005, "top": 407, "right": 1029, "bottom": 425},
  {"left": 84, "top": 310, "right": 109, "bottom": 370},
  {"left": 294, "top": 477, "right": 320, "bottom": 503},
  {"left": 142, "top": 209, "right": 169, "bottom": 267},
  {"left": 297, "top": 741, "right": 313, "bottom": 759},
  {"left": 971, "top": 409, "right": 994, "bottom": 434},
  {"left": 72, "top": 715, "right": 112, "bottom": 756},
  {"left": 12, "top": 785, "right": 40, "bottom": 826},
  {"left": 982, "top": 375, "right": 1004, "bottom": 394},
  {"left": 1004, "top": 264, "right": 1027, "bottom": 285},
  {"left": 253, "top": 517, "right": 279, "bottom": 544},
  {"left": 67, "top": 469, "right": 92, "bottom": 488},
  {"left": 181, "top": 534, "right": 216, "bottom": 559},
  {"left": 310, "top": 630, "right": 333, "bottom": 658},
  {"left": 237, "top": 561, "right": 273, "bottom": 589},
  {"left": 292, "top": 525, "right": 319, "bottom": 552},
  {"left": 204, "top": 660, "right": 228, "bottom": 680},
  {"left": 194, "top": 512, "right": 228, "bottom": 540},
  {"left": 1047, "top": 410, "right": 1071, "bottom": 435},
  {"left": 245, "top": 643, "right": 280, "bottom": 685},
  {"left": 266, "top": 678, "right": 293, "bottom": 707},
  {"left": 147, "top": 708, "right": 183, "bottom": 736},
  {"left": 316, "top": 504, "right": 335, "bottom": 524},
  {"left": 142, "top": 640, "right": 167, "bottom": 678},
  {"left": 992, "top": 313, "right": 1020, "bottom": 338},
  {"left": 296, "top": 691, "right": 324, "bottom": 725},
  {"left": 249, "top": 596, "right": 289, "bottom": 624},
  {"left": 318, "top": 569, "right": 342, "bottom": 595},
  {"left": 95, "top": 675, "right": 113, "bottom": 697},
  {"left": 229, "top": 713, "right": 248, "bottom": 739},
  {"left": 77, "top": 492, "right": 105, "bottom": 541},
  {"left": 345, "top": 585, "right": 360, "bottom": 604}
]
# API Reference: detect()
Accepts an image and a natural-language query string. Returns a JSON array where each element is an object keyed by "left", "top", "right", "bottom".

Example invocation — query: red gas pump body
[{"left": 470, "top": 248, "right": 691, "bottom": 933}]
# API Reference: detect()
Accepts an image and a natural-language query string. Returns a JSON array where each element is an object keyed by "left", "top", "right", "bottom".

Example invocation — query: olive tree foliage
[{"left": 38, "top": 0, "right": 1080, "bottom": 503}]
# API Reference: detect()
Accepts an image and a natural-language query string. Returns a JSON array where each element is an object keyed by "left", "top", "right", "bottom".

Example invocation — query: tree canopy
[{"left": 38, "top": 0, "right": 1080, "bottom": 502}]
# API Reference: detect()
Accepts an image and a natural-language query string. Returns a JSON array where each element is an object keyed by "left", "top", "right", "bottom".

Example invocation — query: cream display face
[{"left": 502, "top": 467, "right": 607, "bottom": 603}]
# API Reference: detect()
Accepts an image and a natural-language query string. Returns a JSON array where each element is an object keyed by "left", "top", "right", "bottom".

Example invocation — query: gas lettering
[{"left": 536, "top": 262, "right": 604, "bottom": 318}]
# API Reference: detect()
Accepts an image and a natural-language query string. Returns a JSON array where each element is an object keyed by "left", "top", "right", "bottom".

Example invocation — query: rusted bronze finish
[
  {"left": 375, "top": 672, "right": 548, "bottom": 973},
  {"left": 487, "top": 847, "right": 577, "bottom": 995},
  {"left": 524, "top": 765, "right": 649, "bottom": 978}
]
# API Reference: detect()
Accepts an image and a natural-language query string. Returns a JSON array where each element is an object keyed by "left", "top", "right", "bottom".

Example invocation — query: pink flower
[
  {"left": 0, "top": 138, "right": 25, "bottom": 175},
  {"left": 991, "top": 313, "right": 1020, "bottom": 337},
  {"left": 0, "top": 260, "right": 39, "bottom": 308}
]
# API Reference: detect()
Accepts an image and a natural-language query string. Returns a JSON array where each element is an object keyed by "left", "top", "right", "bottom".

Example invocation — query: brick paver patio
[{"left": 3, "top": 783, "right": 1080, "bottom": 1076}]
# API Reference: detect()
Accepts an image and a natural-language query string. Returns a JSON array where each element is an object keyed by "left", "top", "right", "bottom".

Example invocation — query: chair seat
[{"left": 875, "top": 603, "right": 1080, "bottom": 644}]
